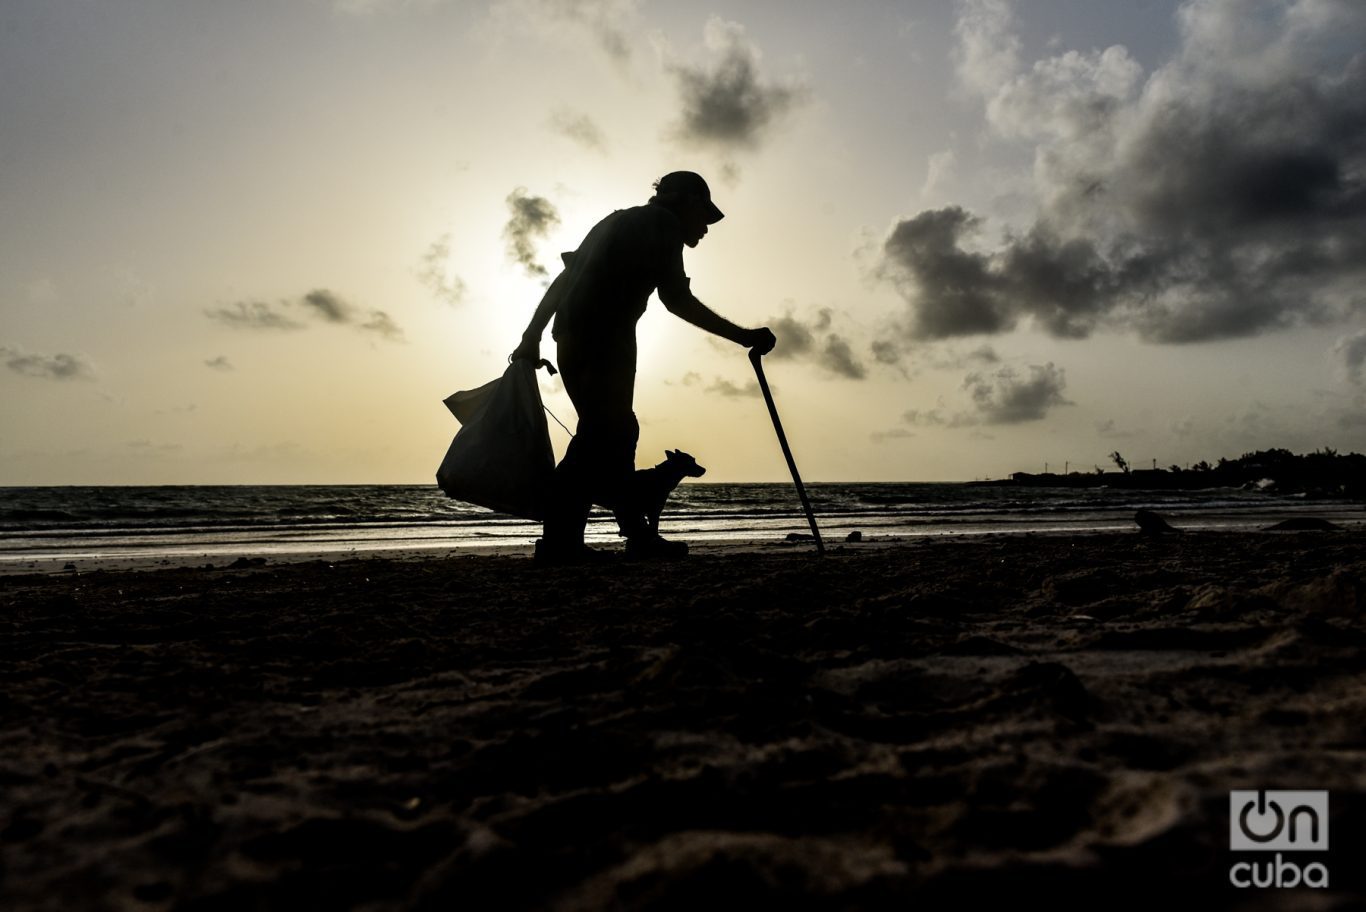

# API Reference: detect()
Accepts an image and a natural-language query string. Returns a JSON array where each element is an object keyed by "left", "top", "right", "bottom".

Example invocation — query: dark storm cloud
[
  {"left": 417, "top": 234, "right": 466, "bottom": 306},
  {"left": 1, "top": 346, "right": 95, "bottom": 381},
  {"left": 548, "top": 108, "right": 608, "bottom": 153},
  {"left": 879, "top": 211, "right": 1121, "bottom": 340},
  {"left": 668, "top": 18, "right": 807, "bottom": 151},
  {"left": 504, "top": 188, "right": 561, "bottom": 278},
  {"left": 768, "top": 308, "right": 867, "bottom": 379},
  {"left": 881, "top": 0, "right": 1366, "bottom": 344},
  {"left": 880, "top": 208, "right": 1010, "bottom": 338},
  {"left": 205, "top": 301, "right": 304, "bottom": 331}
]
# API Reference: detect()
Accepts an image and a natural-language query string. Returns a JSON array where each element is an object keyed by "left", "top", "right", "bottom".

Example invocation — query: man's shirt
[{"left": 547, "top": 202, "right": 692, "bottom": 345}]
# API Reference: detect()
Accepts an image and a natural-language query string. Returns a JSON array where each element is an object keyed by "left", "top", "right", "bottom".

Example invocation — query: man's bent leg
[
  {"left": 541, "top": 336, "right": 637, "bottom": 555},
  {"left": 578, "top": 411, "right": 644, "bottom": 538}
]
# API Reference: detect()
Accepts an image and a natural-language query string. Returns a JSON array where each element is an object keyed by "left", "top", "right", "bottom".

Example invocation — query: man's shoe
[
  {"left": 624, "top": 533, "right": 688, "bottom": 561},
  {"left": 534, "top": 538, "right": 611, "bottom": 566}
]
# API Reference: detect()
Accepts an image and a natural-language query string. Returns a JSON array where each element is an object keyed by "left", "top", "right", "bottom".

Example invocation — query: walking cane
[{"left": 750, "top": 349, "right": 825, "bottom": 555}]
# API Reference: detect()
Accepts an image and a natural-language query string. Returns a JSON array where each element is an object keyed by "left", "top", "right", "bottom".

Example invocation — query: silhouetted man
[{"left": 511, "top": 171, "right": 776, "bottom": 562}]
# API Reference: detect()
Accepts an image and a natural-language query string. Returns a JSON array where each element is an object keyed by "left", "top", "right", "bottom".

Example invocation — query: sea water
[{"left": 0, "top": 483, "right": 1360, "bottom": 572}]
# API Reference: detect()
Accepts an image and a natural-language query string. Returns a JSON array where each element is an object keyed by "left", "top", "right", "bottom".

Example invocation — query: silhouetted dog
[{"left": 621, "top": 449, "right": 706, "bottom": 536}]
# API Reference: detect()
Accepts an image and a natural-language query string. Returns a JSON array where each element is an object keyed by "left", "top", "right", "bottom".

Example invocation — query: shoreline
[{"left": 3, "top": 509, "right": 1364, "bottom": 576}]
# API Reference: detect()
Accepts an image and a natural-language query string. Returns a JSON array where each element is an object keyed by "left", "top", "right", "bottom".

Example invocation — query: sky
[{"left": 2, "top": 0, "right": 1364, "bottom": 484}]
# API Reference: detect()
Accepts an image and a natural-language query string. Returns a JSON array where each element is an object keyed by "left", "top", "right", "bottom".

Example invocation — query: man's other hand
[{"left": 745, "top": 327, "right": 777, "bottom": 356}]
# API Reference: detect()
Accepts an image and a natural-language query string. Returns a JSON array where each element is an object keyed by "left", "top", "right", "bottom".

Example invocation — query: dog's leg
[{"left": 647, "top": 471, "right": 683, "bottom": 536}]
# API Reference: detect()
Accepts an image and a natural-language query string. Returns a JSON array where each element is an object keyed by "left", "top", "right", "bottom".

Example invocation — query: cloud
[
  {"left": 964, "top": 362, "right": 1071, "bottom": 424},
  {"left": 667, "top": 17, "right": 808, "bottom": 152},
  {"left": 301, "top": 289, "right": 354, "bottom": 323},
  {"left": 1334, "top": 330, "right": 1366, "bottom": 385},
  {"left": 820, "top": 335, "right": 866, "bottom": 380},
  {"left": 902, "top": 408, "right": 971, "bottom": 429},
  {"left": 920, "top": 343, "right": 1004, "bottom": 372},
  {"left": 899, "top": 361, "right": 1071, "bottom": 428},
  {"left": 920, "top": 149, "right": 958, "bottom": 201},
  {"left": 416, "top": 234, "right": 466, "bottom": 306},
  {"left": 204, "top": 356, "right": 234, "bottom": 371},
  {"left": 768, "top": 308, "right": 867, "bottom": 379},
  {"left": 548, "top": 108, "right": 608, "bottom": 153},
  {"left": 954, "top": 344, "right": 1000, "bottom": 367},
  {"left": 880, "top": 0, "right": 1366, "bottom": 344},
  {"left": 486, "top": 0, "right": 640, "bottom": 65},
  {"left": 880, "top": 206, "right": 1125, "bottom": 340},
  {"left": 880, "top": 207, "right": 1011, "bottom": 338},
  {"left": 206, "top": 291, "right": 403, "bottom": 342},
  {"left": 952, "top": 0, "right": 1020, "bottom": 98},
  {"left": 871, "top": 428, "right": 916, "bottom": 443},
  {"left": 845, "top": 326, "right": 1001, "bottom": 376},
  {"left": 770, "top": 310, "right": 825, "bottom": 357},
  {"left": 205, "top": 301, "right": 304, "bottom": 331},
  {"left": 503, "top": 188, "right": 561, "bottom": 278},
  {"left": 871, "top": 339, "right": 903, "bottom": 366},
  {"left": 361, "top": 310, "right": 405, "bottom": 342},
  {"left": 1, "top": 346, "right": 95, "bottom": 381},
  {"left": 705, "top": 376, "right": 763, "bottom": 398}
]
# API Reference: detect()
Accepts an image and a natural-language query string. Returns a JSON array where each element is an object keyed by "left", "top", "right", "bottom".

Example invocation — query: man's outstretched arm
[{"left": 661, "top": 287, "right": 775, "bottom": 355}]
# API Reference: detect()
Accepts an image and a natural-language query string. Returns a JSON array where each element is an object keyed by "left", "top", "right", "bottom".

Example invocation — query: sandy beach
[{"left": 2, "top": 531, "right": 1364, "bottom": 910}]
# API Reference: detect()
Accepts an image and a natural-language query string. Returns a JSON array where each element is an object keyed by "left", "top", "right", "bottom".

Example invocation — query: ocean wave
[{"left": 1, "top": 483, "right": 1357, "bottom": 567}]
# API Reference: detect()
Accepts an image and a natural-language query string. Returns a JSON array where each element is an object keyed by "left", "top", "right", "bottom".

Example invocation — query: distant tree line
[{"left": 998, "top": 448, "right": 1366, "bottom": 498}]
